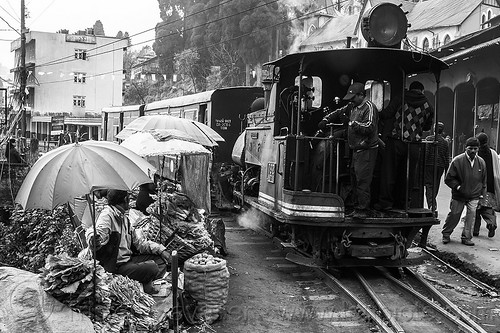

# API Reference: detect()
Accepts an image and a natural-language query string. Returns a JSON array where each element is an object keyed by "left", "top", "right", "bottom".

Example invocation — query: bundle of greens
[
  {"left": 39, "top": 254, "right": 111, "bottom": 321},
  {"left": 40, "top": 254, "right": 160, "bottom": 332}
]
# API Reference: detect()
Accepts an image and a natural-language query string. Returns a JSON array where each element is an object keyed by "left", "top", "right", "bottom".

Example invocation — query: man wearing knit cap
[
  {"left": 86, "top": 189, "right": 171, "bottom": 294},
  {"left": 442, "top": 137, "right": 486, "bottom": 246},
  {"left": 473, "top": 133, "right": 499, "bottom": 238}
]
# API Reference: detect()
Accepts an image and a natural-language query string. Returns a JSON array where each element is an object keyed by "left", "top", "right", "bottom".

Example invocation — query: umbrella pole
[
  {"left": 91, "top": 191, "right": 97, "bottom": 320},
  {"left": 160, "top": 156, "right": 166, "bottom": 244}
]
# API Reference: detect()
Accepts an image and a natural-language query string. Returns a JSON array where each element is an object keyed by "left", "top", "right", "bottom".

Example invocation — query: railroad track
[
  {"left": 247, "top": 220, "right": 497, "bottom": 332},
  {"left": 313, "top": 265, "right": 489, "bottom": 333}
]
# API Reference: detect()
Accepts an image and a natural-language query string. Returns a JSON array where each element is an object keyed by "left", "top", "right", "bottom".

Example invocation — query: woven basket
[{"left": 165, "top": 234, "right": 199, "bottom": 262}]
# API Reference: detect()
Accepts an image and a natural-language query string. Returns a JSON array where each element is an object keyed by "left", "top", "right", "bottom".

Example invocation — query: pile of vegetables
[
  {"left": 0, "top": 206, "right": 80, "bottom": 272},
  {"left": 39, "top": 254, "right": 159, "bottom": 333},
  {"left": 137, "top": 192, "right": 214, "bottom": 261}
]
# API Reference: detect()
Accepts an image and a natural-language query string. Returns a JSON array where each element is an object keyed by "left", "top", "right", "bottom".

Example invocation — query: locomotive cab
[{"left": 232, "top": 3, "right": 448, "bottom": 267}]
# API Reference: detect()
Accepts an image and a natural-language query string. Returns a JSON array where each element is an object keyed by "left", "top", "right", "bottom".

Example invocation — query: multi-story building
[{"left": 10, "top": 30, "right": 128, "bottom": 142}]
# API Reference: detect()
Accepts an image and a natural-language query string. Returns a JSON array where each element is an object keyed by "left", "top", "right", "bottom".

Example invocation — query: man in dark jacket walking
[
  {"left": 442, "top": 137, "right": 486, "bottom": 246},
  {"left": 376, "top": 81, "right": 434, "bottom": 210}
]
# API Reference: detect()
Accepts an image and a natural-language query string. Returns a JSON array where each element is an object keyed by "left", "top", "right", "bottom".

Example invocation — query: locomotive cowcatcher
[{"left": 231, "top": 3, "right": 449, "bottom": 267}]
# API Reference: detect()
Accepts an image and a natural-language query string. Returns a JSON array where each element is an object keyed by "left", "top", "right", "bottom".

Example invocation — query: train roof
[
  {"left": 264, "top": 48, "right": 448, "bottom": 77},
  {"left": 102, "top": 104, "right": 142, "bottom": 113},
  {"left": 145, "top": 86, "right": 262, "bottom": 112}
]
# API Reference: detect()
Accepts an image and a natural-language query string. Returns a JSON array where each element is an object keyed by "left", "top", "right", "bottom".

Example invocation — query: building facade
[{"left": 11, "top": 30, "right": 128, "bottom": 142}]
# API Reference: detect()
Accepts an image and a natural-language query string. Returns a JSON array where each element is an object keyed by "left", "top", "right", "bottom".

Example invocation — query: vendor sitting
[{"left": 86, "top": 189, "right": 171, "bottom": 294}]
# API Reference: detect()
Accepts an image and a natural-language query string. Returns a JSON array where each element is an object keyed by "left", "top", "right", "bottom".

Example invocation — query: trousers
[
  {"left": 352, "top": 147, "right": 377, "bottom": 210},
  {"left": 442, "top": 198, "right": 479, "bottom": 241},
  {"left": 117, "top": 254, "right": 167, "bottom": 284}
]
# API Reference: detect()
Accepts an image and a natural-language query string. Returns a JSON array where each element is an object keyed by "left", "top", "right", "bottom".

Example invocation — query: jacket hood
[{"left": 405, "top": 90, "right": 428, "bottom": 107}]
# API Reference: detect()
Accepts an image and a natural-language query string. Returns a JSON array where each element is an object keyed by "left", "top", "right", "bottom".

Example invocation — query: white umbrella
[
  {"left": 115, "top": 115, "right": 224, "bottom": 147},
  {"left": 120, "top": 130, "right": 211, "bottom": 157},
  {"left": 15, "top": 140, "right": 156, "bottom": 210}
]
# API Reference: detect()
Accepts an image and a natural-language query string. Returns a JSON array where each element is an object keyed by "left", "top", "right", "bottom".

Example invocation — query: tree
[
  {"left": 153, "top": 2, "right": 186, "bottom": 79},
  {"left": 154, "top": 0, "right": 290, "bottom": 88},
  {"left": 174, "top": 48, "right": 204, "bottom": 94},
  {"left": 93, "top": 20, "right": 105, "bottom": 36}
]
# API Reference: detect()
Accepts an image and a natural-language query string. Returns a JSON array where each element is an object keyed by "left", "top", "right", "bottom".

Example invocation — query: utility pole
[{"left": 20, "top": 0, "right": 27, "bottom": 137}]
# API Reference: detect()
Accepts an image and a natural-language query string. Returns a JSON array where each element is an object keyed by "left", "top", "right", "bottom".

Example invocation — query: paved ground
[{"left": 427, "top": 177, "right": 500, "bottom": 281}]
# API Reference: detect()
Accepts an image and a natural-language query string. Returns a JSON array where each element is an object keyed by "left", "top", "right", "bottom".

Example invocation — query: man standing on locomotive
[
  {"left": 342, "top": 82, "right": 379, "bottom": 218},
  {"left": 375, "top": 81, "right": 434, "bottom": 211},
  {"left": 442, "top": 137, "right": 486, "bottom": 246}
]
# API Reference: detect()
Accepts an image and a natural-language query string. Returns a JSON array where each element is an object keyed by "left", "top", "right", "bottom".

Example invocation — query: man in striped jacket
[{"left": 343, "top": 82, "right": 379, "bottom": 218}]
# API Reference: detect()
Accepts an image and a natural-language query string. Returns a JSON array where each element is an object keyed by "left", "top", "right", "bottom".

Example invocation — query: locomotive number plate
[{"left": 267, "top": 163, "right": 276, "bottom": 183}]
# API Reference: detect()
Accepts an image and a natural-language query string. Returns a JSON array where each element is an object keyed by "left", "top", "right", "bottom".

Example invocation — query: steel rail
[
  {"left": 315, "top": 268, "right": 393, "bottom": 333},
  {"left": 380, "top": 269, "right": 477, "bottom": 333},
  {"left": 420, "top": 247, "right": 498, "bottom": 296},
  {"left": 404, "top": 267, "right": 488, "bottom": 333},
  {"left": 354, "top": 270, "right": 405, "bottom": 333}
]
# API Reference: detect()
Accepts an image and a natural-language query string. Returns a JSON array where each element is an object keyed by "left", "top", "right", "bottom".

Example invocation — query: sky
[{"left": 0, "top": 0, "right": 161, "bottom": 79}]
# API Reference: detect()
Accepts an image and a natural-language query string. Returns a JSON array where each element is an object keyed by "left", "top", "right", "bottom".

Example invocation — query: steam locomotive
[{"left": 231, "top": 3, "right": 449, "bottom": 267}]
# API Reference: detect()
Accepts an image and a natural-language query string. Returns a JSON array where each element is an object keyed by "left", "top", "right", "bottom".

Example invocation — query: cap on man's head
[
  {"left": 437, "top": 122, "right": 444, "bottom": 130},
  {"left": 343, "top": 82, "right": 365, "bottom": 100},
  {"left": 477, "top": 132, "right": 488, "bottom": 145},
  {"left": 409, "top": 81, "right": 424, "bottom": 91},
  {"left": 465, "top": 137, "right": 479, "bottom": 148},
  {"left": 107, "top": 189, "right": 129, "bottom": 206}
]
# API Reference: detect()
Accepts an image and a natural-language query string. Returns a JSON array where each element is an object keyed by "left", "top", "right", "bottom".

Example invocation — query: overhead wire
[
  {"left": 0, "top": 14, "right": 19, "bottom": 35},
  {"left": 30, "top": 0, "right": 347, "bottom": 70},
  {"left": 0, "top": 3, "right": 20, "bottom": 24},
  {"left": 32, "top": 0, "right": 239, "bottom": 69},
  {"left": 29, "top": 0, "right": 58, "bottom": 25},
  {"left": 33, "top": 1, "right": 342, "bottom": 86}
]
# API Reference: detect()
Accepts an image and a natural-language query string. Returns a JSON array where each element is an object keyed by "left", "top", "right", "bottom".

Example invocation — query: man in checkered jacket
[{"left": 375, "top": 81, "right": 434, "bottom": 210}]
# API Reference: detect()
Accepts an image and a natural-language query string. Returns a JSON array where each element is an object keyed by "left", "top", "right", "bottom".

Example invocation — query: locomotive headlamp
[{"left": 361, "top": 3, "right": 408, "bottom": 48}]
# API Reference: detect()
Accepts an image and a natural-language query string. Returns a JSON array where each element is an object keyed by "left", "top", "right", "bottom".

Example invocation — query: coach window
[{"left": 184, "top": 108, "right": 197, "bottom": 121}]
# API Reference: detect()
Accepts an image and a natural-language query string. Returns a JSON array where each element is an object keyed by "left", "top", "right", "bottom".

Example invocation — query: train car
[
  {"left": 102, "top": 87, "right": 264, "bottom": 164},
  {"left": 231, "top": 3, "right": 449, "bottom": 267},
  {"left": 102, "top": 104, "right": 143, "bottom": 142}
]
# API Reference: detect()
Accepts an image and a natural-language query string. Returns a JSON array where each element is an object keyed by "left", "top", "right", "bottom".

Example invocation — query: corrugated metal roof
[
  {"left": 371, "top": 0, "right": 416, "bottom": 14},
  {"left": 300, "top": 15, "right": 358, "bottom": 47},
  {"left": 407, "top": 0, "right": 482, "bottom": 31},
  {"left": 441, "top": 36, "right": 500, "bottom": 63}
]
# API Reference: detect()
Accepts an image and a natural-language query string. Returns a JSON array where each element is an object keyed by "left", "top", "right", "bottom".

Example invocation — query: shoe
[
  {"left": 353, "top": 209, "right": 370, "bottom": 219},
  {"left": 442, "top": 236, "right": 450, "bottom": 244},
  {"left": 487, "top": 225, "right": 496, "bottom": 238},
  {"left": 473, "top": 232, "right": 479, "bottom": 237},
  {"left": 143, "top": 282, "right": 160, "bottom": 295},
  {"left": 461, "top": 239, "right": 475, "bottom": 246}
]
